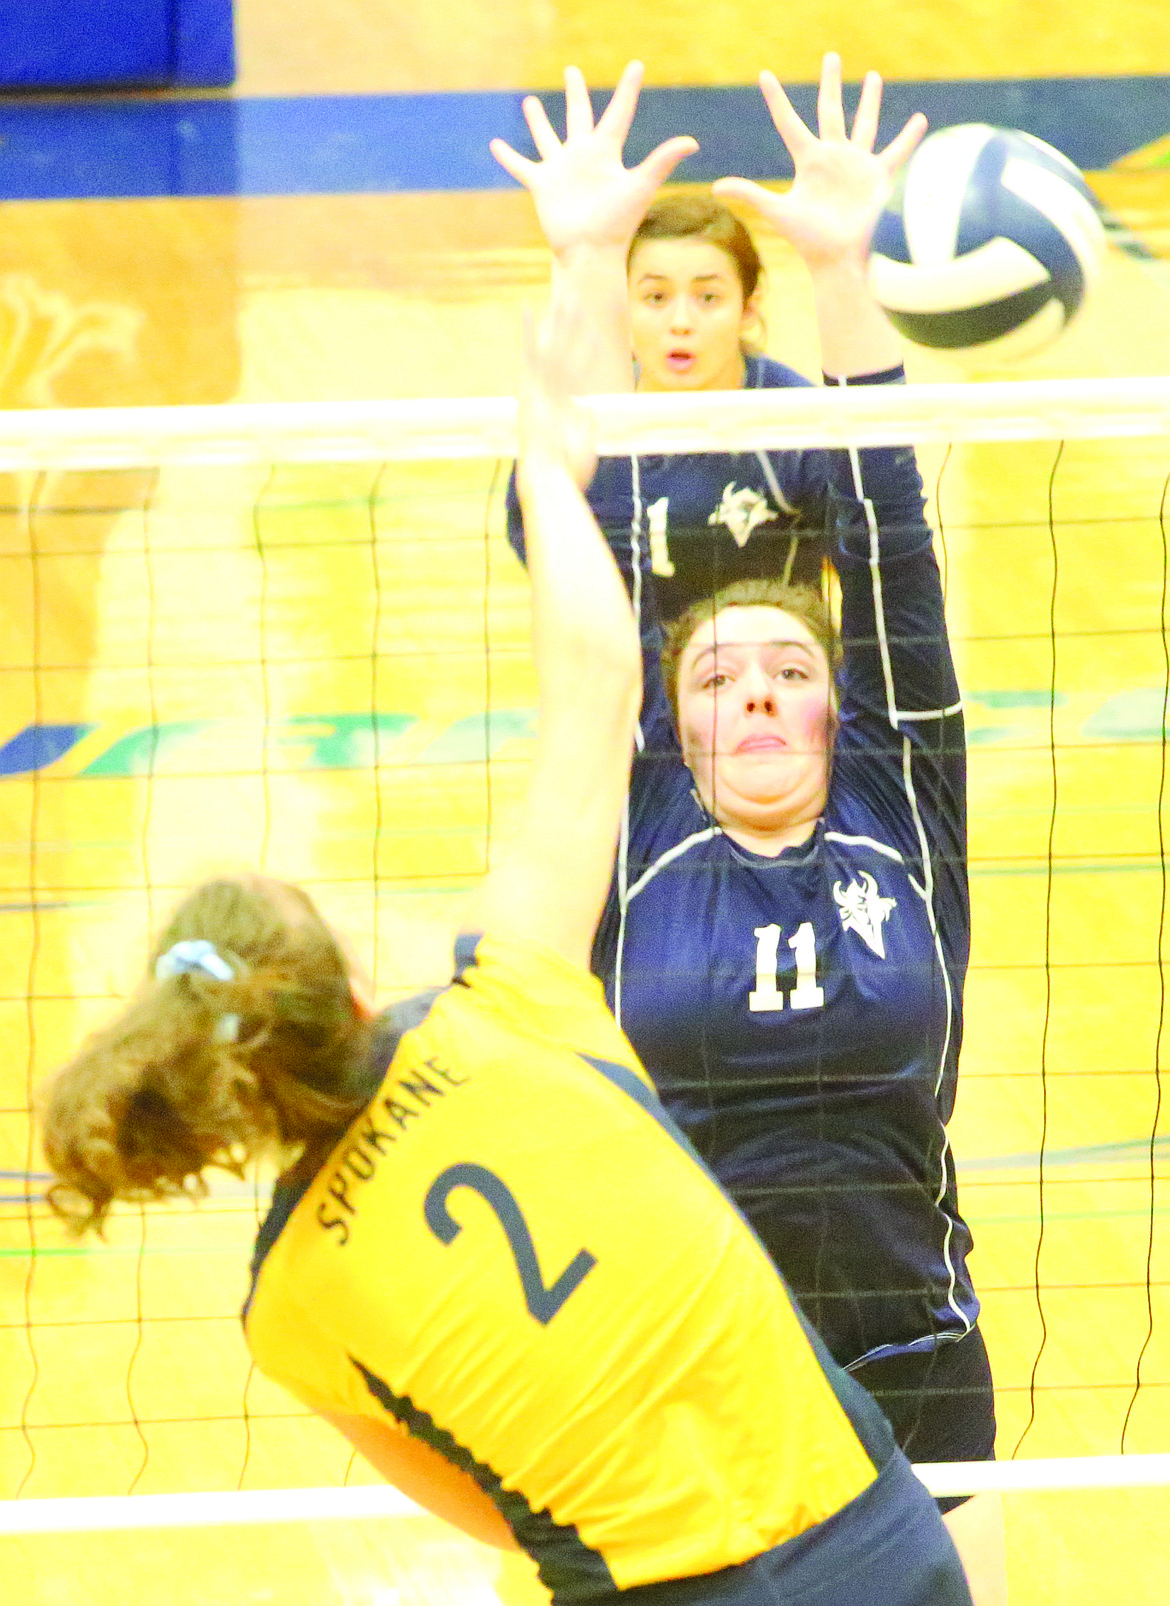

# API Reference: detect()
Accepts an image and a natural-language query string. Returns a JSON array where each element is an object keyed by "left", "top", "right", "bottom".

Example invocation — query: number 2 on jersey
[
  {"left": 424, "top": 1163, "right": 597, "bottom": 1325},
  {"left": 748, "top": 923, "right": 825, "bottom": 1013}
]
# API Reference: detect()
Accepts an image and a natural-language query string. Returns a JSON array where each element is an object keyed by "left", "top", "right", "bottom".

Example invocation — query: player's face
[
  {"left": 628, "top": 238, "right": 758, "bottom": 392},
  {"left": 677, "top": 606, "right": 833, "bottom": 836}
]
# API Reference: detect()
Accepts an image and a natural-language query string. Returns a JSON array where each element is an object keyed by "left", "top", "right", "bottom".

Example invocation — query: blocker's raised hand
[
  {"left": 490, "top": 61, "right": 698, "bottom": 256},
  {"left": 714, "top": 53, "right": 927, "bottom": 270}
]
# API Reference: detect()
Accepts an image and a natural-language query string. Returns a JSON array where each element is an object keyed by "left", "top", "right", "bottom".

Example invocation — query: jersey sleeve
[
  {"left": 826, "top": 374, "right": 967, "bottom": 900},
  {"left": 505, "top": 457, "right": 637, "bottom": 567},
  {"left": 752, "top": 357, "right": 830, "bottom": 537}
]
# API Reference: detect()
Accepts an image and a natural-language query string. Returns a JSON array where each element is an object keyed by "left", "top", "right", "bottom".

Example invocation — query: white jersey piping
[
  {"left": 755, "top": 447, "right": 798, "bottom": 517},
  {"left": 901, "top": 732, "right": 971, "bottom": 1335},
  {"left": 893, "top": 699, "right": 964, "bottom": 722},
  {"left": 845, "top": 413, "right": 971, "bottom": 1343},
  {"left": 823, "top": 830, "right": 905, "bottom": 863},
  {"left": 630, "top": 454, "right": 646, "bottom": 757},
  {"left": 625, "top": 827, "right": 723, "bottom": 905},
  {"left": 616, "top": 457, "right": 645, "bottom": 1027},
  {"left": 843, "top": 432, "right": 899, "bottom": 729}
]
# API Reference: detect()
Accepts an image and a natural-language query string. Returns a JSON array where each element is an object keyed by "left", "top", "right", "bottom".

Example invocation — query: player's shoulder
[
  {"left": 368, "top": 985, "right": 446, "bottom": 1066},
  {"left": 628, "top": 754, "right": 711, "bottom": 852},
  {"left": 452, "top": 929, "right": 611, "bottom": 1022},
  {"left": 368, "top": 933, "right": 620, "bottom": 1072},
  {"left": 747, "top": 353, "right": 815, "bottom": 391}
]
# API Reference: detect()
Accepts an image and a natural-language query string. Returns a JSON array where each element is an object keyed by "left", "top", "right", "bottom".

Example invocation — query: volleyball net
[{"left": 1, "top": 378, "right": 1169, "bottom": 1547}]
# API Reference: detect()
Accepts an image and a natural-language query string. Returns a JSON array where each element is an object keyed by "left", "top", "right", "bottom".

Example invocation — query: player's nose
[{"left": 740, "top": 664, "right": 776, "bottom": 714}]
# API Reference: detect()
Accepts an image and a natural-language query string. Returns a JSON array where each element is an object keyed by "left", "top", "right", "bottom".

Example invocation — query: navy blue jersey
[
  {"left": 590, "top": 378, "right": 976, "bottom": 1370},
  {"left": 506, "top": 355, "right": 830, "bottom": 617}
]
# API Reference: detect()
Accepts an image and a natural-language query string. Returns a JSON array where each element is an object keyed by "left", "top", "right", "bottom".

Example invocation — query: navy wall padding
[
  {"left": 0, "top": 0, "right": 235, "bottom": 89},
  {"left": 0, "top": 100, "right": 240, "bottom": 197},
  {"left": 0, "top": 76, "right": 1165, "bottom": 201},
  {"left": 172, "top": 0, "right": 236, "bottom": 87}
]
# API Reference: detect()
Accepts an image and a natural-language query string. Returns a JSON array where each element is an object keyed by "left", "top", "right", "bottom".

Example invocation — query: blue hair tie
[
  {"left": 155, "top": 940, "right": 240, "bottom": 1043},
  {"left": 155, "top": 939, "right": 235, "bottom": 983}
]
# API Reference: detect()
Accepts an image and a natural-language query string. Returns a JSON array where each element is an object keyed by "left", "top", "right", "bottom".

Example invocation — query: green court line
[
  {"left": 0, "top": 1242, "right": 250, "bottom": 1258},
  {"left": 965, "top": 1136, "right": 1170, "bottom": 1170},
  {"left": 967, "top": 1205, "right": 1170, "bottom": 1227},
  {"left": 3, "top": 858, "right": 1168, "bottom": 919},
  {"left": 970, "top": 859, "right": 1170, "bottom": 877},
  {"left": 4, "top": 1200, "right": 1169, "bottom": 1259}
]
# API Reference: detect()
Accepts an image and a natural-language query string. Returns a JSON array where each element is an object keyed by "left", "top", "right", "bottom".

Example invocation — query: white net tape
[
  {"left": 1, "top": 1456, "right": 1169, "bottom": 1533},
  {"left": 0, "top": 375, "right": 1168, "bottom": 468}
]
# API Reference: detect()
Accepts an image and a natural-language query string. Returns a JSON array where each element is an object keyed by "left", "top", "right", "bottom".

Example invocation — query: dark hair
[
  {"left": 660, "top": 578, "right": 839, "bottom": 717},
  {"left": 40, "top": 876, "right": 372, "bottom": 1234},
  {"left": 629, "top": 194, "right": 763, "bottom": 302}
]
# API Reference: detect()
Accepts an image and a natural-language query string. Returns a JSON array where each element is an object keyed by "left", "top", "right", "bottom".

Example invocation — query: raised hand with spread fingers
[
  {"left": 491, "top": 62, "right": 698, "bottom": 391},
  {"left": 491, "top": 61, "right": 697, "bottom": 261},
  {"left": 715, "top": 53, "right": 927, "bottom": 378}
]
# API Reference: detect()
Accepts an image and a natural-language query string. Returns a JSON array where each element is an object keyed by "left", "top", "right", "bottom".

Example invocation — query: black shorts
[
  {"left": 603, "top": 1450, "right": 972, "bottom": 1606},
  {"left": 849, "top": 1325, "right": 997, "bottom": 1514}
]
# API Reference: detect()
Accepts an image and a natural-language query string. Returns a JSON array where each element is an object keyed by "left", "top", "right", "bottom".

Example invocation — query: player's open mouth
[{"left": 665, "top": 351, "right": 696, "bottom": 371}]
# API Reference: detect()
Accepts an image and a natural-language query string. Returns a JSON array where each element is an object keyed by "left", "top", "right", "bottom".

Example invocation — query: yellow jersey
[{"left": 244, "top": 934, "right": 895, "bottom": 1601}]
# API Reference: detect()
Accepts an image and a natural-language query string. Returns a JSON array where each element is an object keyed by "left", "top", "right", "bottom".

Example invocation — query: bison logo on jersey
[
  {"left": 709, "top": 484, "right": 781, "bottom": 548},
  {"left": 832, "top": 872, "right": 897, "bottom": 958}
]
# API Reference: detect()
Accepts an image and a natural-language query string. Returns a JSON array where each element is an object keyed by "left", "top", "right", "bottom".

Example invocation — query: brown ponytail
[{"left": 41, "top": 876, "right": 374, "bottom": 1234}]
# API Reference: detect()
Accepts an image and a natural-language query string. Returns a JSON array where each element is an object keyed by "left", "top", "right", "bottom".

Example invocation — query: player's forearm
[
  {"left": 831, "top": 443, "right": 958, "bottom": 710},
  {"left": 810, "top": 258, "right": 904, "bottom": 379},
  {"left": 518, "top": 459, "right": 641, "bottom": 698},
  {"left": 550, "top": 243, "right": 635, "bottom": 394},
  {"left": 504, "top": 458, "right": 641, "bottom": 966}
]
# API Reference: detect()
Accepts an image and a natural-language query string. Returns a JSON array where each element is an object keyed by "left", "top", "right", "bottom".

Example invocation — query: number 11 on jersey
[{"left": 749, "top": 923, "right": 825, "bottom": 1013}]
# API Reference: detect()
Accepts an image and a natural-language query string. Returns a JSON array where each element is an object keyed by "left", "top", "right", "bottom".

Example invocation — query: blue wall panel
[
  {"left": 0, "top": 77, "right": 1165, "bottom": 200},
  {"left": 173, "top": 0, "right": 236, "bottom": 88},
  {"left": 0, "top": 0, "right": 234, "bottom": 88}
]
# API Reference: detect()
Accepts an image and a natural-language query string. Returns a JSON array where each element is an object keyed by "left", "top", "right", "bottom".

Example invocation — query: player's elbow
[
  {"left": 600, "top": 622, "right": 643, "bottom": 699},
  {"left": 563, "top": 623, "right": 642, "bottom": 723}
]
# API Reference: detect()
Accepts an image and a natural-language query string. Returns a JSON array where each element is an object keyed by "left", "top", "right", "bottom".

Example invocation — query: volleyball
[{"left": 868, "top": 124, "right": 1106, "bottom": 357}]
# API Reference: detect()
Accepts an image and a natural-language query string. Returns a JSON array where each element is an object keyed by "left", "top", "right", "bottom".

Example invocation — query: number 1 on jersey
[
  {"left": 749, "top": 923, "right": 825, "bottom": 1013},
  {"left": 646, "top": 496, "right": 675, "bottom": 577}
]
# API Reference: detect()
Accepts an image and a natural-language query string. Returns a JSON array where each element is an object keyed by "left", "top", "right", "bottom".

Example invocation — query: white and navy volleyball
[{"left": 868, "top": 124, "right": 1106, "bottom": 357}]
